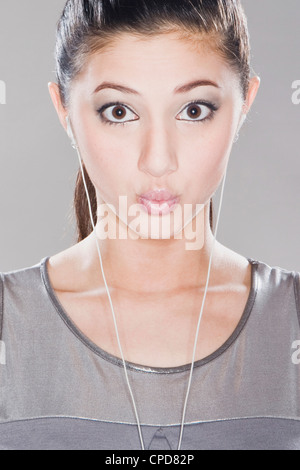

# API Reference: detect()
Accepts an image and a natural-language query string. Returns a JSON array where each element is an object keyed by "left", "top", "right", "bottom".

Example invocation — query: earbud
[{"left": 66, "top": 115, "right": 78, "bottom": 149}]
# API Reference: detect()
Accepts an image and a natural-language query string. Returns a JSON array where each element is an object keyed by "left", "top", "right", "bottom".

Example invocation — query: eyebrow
[
  {"left": 174, "top": 79, "right": 221, "bottom": 93},
  {"left": 93, "top": 79, "right": 220, "bottom": 95}
]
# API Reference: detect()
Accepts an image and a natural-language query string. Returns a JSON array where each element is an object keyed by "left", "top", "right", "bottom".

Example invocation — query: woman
[{"left": 0, "top": 0, "right": 299, "bottom": 451}]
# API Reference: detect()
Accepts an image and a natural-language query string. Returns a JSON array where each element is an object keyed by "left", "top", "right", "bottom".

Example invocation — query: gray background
[{"left": 0, "top": 0, "right": 299, "bottom": 273}]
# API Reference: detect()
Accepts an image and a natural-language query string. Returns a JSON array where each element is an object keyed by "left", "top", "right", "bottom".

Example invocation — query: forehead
[{"left": 75, "top": 31, "right": 239, "bottom": 96}]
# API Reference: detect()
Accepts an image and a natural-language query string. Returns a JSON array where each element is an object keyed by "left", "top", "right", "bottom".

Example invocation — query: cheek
[
  {"left": 181, "top": 118, "right": 235, "bottom": 200},
  {"left": 79, "top": 127, "right": 133, "bottom": 203},
  {"left": 71, "top": 101, "right": 133, "bottom": 199}
]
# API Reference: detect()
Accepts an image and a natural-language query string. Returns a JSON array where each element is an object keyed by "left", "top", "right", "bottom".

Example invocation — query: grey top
[{"left": 0, "top": 256, "right": 299, "bottom": 450}]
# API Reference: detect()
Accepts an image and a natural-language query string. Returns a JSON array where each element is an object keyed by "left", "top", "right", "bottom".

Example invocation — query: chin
[{"left": 126, "top": 205, "right": 194, "bottom": 241}]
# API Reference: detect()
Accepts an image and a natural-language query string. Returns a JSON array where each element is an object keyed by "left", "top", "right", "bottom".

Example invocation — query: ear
[
  {"left": 242, "top": 76, "right": 261, "bottom": 118},
  {"left": 245, "top": 76, "right": 260, "bottom": 111},
  {"left": 236, "top": 76, "right": 261, "bottom": 134},
  {"left": 48, "top": 82, "right": 68, "bottom": 132}
]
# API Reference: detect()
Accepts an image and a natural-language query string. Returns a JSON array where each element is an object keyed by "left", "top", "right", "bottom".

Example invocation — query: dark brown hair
[{"left": 55, "top": 0, "right": 251, "bottom": 242}]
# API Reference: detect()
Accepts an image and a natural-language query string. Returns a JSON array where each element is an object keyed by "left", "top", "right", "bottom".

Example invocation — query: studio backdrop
[{"left": 0, "top": 0, "right": 299, "bottom": 272}]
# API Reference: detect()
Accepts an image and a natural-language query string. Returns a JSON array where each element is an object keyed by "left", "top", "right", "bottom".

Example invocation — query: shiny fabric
[{"left": 0, "top": 256, "right": 299, "bottom": 449}]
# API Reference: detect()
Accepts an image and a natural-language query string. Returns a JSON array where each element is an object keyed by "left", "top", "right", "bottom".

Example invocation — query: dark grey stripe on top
[
  {"left": 40, "top": 256, "right": 259, "bottom": 374},
  {"left": 294, "top": 271, "right": 300, "bottom": 327},
  {"left": 0, "top": 272, "right": 3, "bottom": 340},
  {"left": 0, "top": 416, "right": 300, "bottom": 450}
]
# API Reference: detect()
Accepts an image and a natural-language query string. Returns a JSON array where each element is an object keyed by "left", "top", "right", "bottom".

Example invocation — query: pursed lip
[
  {"left": 137, "top": 189, "right": 180, "bottom": 215},
  {"left": 138, "top": 189, "right": 179, "bottom": 202}
]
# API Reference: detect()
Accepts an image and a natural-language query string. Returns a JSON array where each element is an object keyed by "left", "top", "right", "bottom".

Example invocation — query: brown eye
[
  {"left": 186, "top": 104, "right": 202, "bottom": 119},
  {"left": 100, "top": 104, "right": 139, "bottom": 124},
  {"left": 176, "top": 101, "right": 215, "bottom": 122},
  {"left": 112, "top": 106, "right": 127, "bottom": 120}
]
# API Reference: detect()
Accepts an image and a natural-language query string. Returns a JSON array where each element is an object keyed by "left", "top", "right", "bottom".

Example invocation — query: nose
[{"left": 138, "top": 122, "right": 178, "bottom": 177}]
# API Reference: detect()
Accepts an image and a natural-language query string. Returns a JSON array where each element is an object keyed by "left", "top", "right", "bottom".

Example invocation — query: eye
[
  {"left": 176, "top": 100, "right": 217, "bottom": 122},
  {"left": 97, "top": 102, "right": 139, "bottom": 125}
]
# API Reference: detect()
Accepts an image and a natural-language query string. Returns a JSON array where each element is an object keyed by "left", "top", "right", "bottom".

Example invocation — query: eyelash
[
  {"left": 97, "top": 101, "right": 130, "bottom": 126},
  {"left": 96, "top": 100, "right": 219, "bottom": 126}
]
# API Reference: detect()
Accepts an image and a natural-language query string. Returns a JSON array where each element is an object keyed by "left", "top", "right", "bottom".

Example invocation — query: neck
[{"left": 81, "top": 203, "right": 223, "bottom": 294}]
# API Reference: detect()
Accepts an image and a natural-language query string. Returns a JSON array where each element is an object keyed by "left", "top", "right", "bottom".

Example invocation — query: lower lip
[{"left": 138, "top": 196, "right": 179, "bottom": 215}]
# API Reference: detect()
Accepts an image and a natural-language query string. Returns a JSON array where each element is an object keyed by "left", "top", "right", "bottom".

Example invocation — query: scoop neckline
[{"left": 40, "top": 255, "right": 258, "bottom": 375}]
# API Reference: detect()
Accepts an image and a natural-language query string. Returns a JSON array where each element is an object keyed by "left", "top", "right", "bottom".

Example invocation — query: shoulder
[
  {"left": 294, "top": 269, "right": 300, "bottom": 319},
  {"left": 46, "top": 236, "right": 102, "bottom": 294},
  {"left": 251, "top": 258, "right": 300, "bottom": 323},
  {"left": 252, "top": 257, "right": 298, "bottom": 285},
  {"left": 0, "top": 260, "right": 48, "bottom": 354},
  {"left": 0, "top": 259, "right": 46, "bottom": 313},
  {"left": 1, "top": 259, "right": 43, "bottom": 286}
]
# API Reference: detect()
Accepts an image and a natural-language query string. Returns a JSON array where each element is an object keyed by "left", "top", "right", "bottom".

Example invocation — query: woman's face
[{"left": 64, "top": 32, "right": 253, "bottom": 240}]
